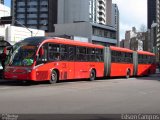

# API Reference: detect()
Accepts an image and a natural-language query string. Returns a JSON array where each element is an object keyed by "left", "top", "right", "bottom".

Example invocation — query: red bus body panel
[
  {"left": 109, "top": 46, "right": 134, "bottom": 77},
  {"left": 110, "top": 63, "right": 133, "bottom": 77},
  {"left": 137, "top": 64, "right": 151, "bottom": 76},
  {"left": 5, "top": 62, "right": 104, "bottom": 81},
  {"left": 137, "top": 51, "right": 156, "bottom": 76}
]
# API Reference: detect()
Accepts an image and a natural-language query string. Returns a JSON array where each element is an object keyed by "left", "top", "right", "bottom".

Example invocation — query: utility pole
[{"left": 14, "top": 19, "right": 33, "bottom": 37}]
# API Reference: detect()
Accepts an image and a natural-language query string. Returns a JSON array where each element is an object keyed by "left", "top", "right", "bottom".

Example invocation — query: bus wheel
[
  {"left": 22, "top": 80, "right": 32, "bottom": 85},
  {"left": 50, "top": 70, "right": 58, "bottom": 84},
  {"left": 89, "top": 70, "right": 96, "bottom": 81},
  {"left": 146, "top": 69, "right": 151, "bottom": 76},
  {"left": 126, "top": 70, "right": 130, "bottom": 79}
]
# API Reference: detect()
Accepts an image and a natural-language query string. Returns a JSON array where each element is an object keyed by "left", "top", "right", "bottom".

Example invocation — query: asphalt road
[{"left": 0, "top": 74, "right": 160, "bottom": 114}]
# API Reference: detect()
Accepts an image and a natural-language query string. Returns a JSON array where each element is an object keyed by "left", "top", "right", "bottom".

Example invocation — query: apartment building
[
  {"left": 0, "top": 0, "right": 4, "bottom": 4},
  {"left": 0, "top": 3, "right": 10, "bottom": 40},
  {"left": 112, "top": 4, "right": 119, "bottom": 46},
  {"left": 147, "top": 0, "right": 157, "bottom": 29},
  {"left": 12, "top": 0, "right": 58, "bottom": 32},
  {"left": 12, "top": 0, "right": 117, "bottom": 46}
]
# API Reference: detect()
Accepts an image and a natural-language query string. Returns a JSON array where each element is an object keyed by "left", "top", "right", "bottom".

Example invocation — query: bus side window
[{"left": 68, "top": 46, "right": 75, "bottom": 61}]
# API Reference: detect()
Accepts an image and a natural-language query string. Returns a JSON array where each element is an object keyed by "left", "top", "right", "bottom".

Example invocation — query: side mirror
[
  {"left": 39, "top": 47, "right": 44, "bottom": 57},
  {"left": 35, "top": 55, "right": 39, "bottom": 61},
  {"left": 3, "top": 47, "right": 7, "bottom": 54}
]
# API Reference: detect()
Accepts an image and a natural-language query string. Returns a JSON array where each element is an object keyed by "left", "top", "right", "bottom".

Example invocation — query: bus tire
[
  {"left": 147, "top": 69, "right": 151, "bottom": 76},
  {"left": 50, "top": 70, "right": 58, "bottom": 84},
  {"left": 89, "top": 69, "right": 96, "bottom": 81},
  {"left": 22, "top": 80, "right": 32, "bottom": 85},
  {"left": 126, "top": 69, "right": 130, "bottom": 79}
]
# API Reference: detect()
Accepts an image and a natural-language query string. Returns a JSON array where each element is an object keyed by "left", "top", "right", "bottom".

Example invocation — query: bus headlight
[{"left": 4, "top": 68, "right": 10, "bottom": 72}]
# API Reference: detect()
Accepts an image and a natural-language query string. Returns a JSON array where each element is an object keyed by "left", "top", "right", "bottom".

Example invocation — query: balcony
[{"left": 98, "top": 0, "right": 105, "bottom": 6}]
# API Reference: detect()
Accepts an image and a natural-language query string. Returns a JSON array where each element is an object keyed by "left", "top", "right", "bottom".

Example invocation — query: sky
[
  {"left": 112, "top": 0, "right": 147, "bottom": 40},
  {"left": 4, "top": 0, "right": 147, "bottom": 40},
  {"left": 4, "top": 0, "right": 10, "bottom": 7}
]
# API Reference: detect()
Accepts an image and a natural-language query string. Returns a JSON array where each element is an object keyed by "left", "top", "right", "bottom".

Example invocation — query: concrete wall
[
  {"left": 58, "top": 0, "right": 90, "bottom": 24},
  {"left": 54, "top": 22, "right": 92, "bottom": 41},
  {"left": 106, "top": 0, "right": 112, "bottom": 26}
]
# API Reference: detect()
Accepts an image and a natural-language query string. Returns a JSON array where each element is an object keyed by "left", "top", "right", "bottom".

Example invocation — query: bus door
[
  {"left": 36, "top": 44, "right": 49, "bottom": 80},
  {"left": 66, "top": 46, "right": 75, "bottom": 79}
]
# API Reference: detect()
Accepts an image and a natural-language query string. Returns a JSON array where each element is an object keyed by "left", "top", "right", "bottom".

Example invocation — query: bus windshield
[{"left": 10, "top": 45, "right": 37, "bottom": 66}]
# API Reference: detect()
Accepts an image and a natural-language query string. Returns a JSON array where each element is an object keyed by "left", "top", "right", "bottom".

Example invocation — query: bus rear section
[
  {"left": 135, "top": 51, "right": 156, "bottom": 76},
  {"left": 104, "top": 46, "right": 134, "bottom": 78}
]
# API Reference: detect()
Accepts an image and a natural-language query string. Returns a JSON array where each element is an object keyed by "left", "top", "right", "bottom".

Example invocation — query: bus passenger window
[{"left": 55, "top": 53, "right": 60, "bottom": 60}]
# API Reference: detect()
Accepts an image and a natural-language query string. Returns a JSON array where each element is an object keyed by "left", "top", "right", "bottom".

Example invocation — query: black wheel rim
[
  {"left": 51, "top": 72, "right": 57, "bottom": 82},
  {"left": 127, "top": 71, "right": 130, "bottom": 78},
  {"left": 90, "top": 71, "right": 95, "bottom": 80}
]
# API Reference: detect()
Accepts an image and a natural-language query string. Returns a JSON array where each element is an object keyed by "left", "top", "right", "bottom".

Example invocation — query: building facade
[
  {"left": 112, "top": 4, "right": 119, "bottom": 46},
  {"left": 106, "top": 0, "right": 112, "bottom": 26},
  {"left": 12, "top": 0, "right": 115, "bottom": 32},
  {"left": 147, "top": 0, "right": 160, "bottom": 61},
  {"left": 12, "top": 0, "right": 118, "bottom": 46},
  {"left": 122, "top": 27, "right": 148, "bottom": 51},
  {"left": 0, "top": 3, "right": 10, "bottom": 40},
  {"left": 147, "top": 0, "right": 156, "bottom": 29},
  {"left": 58, "top": 0, "right": 90, "bottom": 24},
  {"left": 0, "top": 0, "right": 4, "bottom": 4},
  {"left": 96, "top": 0, "right": 107, "bottom": 25},
  {"left": 58, "top": 0, "right": 108, "bottom": 25},
  {"left": 50, "top": 22, "right": 116, "bottom": 46},
  {"left": 156, "top": 0, "right": 160, "bottom": 61},
  {"left": 130, "top": 32, "right": 146, "bottom": 51},
  {"left": 53, "top": 0, "right": 117, "bottom": 46},
  {"left": 11, "top": 0, "right": 58, "bottom": 32},
  {"left": 123, "top": 27, "right": 137, "bottom": 49}
]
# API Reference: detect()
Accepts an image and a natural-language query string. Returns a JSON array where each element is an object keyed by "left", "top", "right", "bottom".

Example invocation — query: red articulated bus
[
  {"left": 4, "top": 37, "right": 105, "bottom": 83},
  {"left": 4, "top": 37, "right": 156, "bottom": 84}
]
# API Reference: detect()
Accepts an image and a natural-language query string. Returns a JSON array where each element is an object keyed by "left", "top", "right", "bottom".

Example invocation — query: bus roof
[
  {"left": 137, "top": 51, "right": 155, "bottom": 56},
  {"left": 110, "top": 46, "right": 134, "bottom": 53},
  {"left": 18, "top": 37, "right": 49, "bottom": 45},
  {"left": 18, "top": 37, "right": 104, "bottom": 49},
  {"left": 42, "top": 37, "right": 104, "bottom": 49}
]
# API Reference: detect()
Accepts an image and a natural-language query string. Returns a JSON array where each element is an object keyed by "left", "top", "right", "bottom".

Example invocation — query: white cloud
[{"left": 112, "top": 0, "right": 147, "bottom": 40}]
